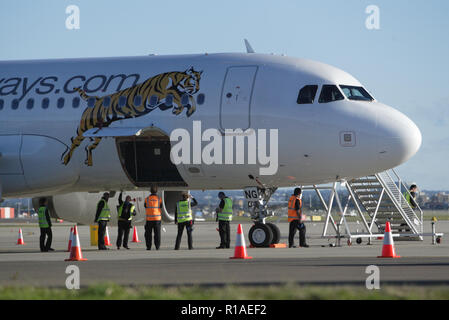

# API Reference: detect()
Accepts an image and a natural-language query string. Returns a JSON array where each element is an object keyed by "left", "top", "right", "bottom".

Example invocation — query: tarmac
[{"left": 0, "top": 221, "right": 448, "bottom": 288}]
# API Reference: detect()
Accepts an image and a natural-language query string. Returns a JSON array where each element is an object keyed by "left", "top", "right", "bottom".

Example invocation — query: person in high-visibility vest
[
  {"left": 399, "top": 184, "right": 418, "bottom": 232},
  {"left": 116, "top": 192, "right": 136, "bottom": 250},
  {"left": 38, "top": 198, "right": 54, "bottom": 252},
  {"left": 94, "top": 192, "right": 111, "bottom": 250},
  {"left": 174, "top": 192, "right": 198, "bottom": 250},
  {"left": 144, "top": 186, "right": 163, "bottom": 250},
  {"left": 404, "top": 184, "right": 418, "bottom": 209},
  {"left": 288, "top": 187, "right": 309, "bottom": 248},
  {"left": 215, "top": 192, "right": 233, "bottom": 249}
]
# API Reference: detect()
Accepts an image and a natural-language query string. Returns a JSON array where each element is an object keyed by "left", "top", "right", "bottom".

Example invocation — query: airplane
[{"left": 0, "top": 41, "right": 422, "bottom": 246}]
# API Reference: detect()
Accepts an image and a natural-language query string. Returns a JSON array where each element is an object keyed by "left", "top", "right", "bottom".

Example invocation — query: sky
[{"left": 0, "top": 0, "right": 448, "bottom": 190}]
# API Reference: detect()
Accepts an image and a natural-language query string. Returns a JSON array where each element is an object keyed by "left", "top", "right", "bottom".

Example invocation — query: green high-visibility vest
[
  {"left": 38, "top": 206, "right": 49, "bottom": 228},
  {"left": 118, "top": 203, "right": 135, "bottom": 221},
  {"left": 403, "top": 192, "right": 415, "bottom": 208},
  {"left": 218, "top": 198, "right": 233, "bottom": 221},
  {"left": 177, "top": 200, "right": 192, "bottom": 223},
  {"left": 98, "top": 199, "right": 111, "bottom": 221}
]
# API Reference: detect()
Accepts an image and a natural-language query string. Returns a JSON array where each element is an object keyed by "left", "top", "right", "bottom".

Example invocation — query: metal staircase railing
[
  {"left": 344, "top": 169, "right": 423, "bottom": 240},
  {"left": 308, "top": 169, "right": 438, "bottom": 244},
  {"left": 376, "top": 170, "right": 423, "bottom": 236}
]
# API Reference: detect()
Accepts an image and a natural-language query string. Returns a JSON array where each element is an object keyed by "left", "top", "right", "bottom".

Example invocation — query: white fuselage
[{"left": 0, "top": 53, "right": 421, "bottom": 199}]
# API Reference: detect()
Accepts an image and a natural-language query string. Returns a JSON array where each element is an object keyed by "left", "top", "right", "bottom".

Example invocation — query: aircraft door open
[
  {"left": 82, "top": 127, "right": 188, "bottom": 188},
  {"left": 220, "top": 66, "right": 258, "bottom": 130},
  {"left": 114, "top": 129, "right": 187, "bottom": 188}
]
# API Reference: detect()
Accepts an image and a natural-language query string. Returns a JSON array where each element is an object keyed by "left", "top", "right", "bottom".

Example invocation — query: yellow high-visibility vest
[
  {"left": 38, "top": 206, "right": 49, "bottom": 228},
  {"left": 218, "top": 198, "right": 233, "bottom": 221},
  {"left": 177, "top": 200, "right": 192, "bottom": 223},
  {"left": 97, "top": 199, "right": 111, "bottom": 221}
]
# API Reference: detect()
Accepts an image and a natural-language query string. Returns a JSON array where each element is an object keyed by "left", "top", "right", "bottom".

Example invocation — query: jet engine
[{"left": 32, "top": 190, "right": 185, "bottom": 225}]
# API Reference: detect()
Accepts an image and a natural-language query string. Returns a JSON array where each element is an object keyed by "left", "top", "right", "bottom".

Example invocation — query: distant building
[{"left": 436, "top": 193, "right": 449, "bottom": 203}]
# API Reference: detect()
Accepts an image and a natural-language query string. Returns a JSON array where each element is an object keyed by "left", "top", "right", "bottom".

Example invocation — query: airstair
[
  {"left": 304, "top": 169, "right": 427, "bottom": 243},
  {"left": 346, "top": 169, "right": 423, "bottom": 240}
]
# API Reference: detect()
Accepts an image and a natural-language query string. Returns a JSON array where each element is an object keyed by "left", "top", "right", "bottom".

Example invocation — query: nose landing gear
[{"left": 245, "top": 187, "right": 281, "bottom": 247}]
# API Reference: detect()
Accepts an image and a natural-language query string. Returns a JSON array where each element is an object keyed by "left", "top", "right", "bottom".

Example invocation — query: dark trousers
[
  {"left": 218, "top": 220, "right": 231, "bottom": 248},
  {"left": 98, "top": 220, "right": 108, "bottom": 249},
  {"left": 288, "top": 220, "right": 306, "bottom": 247},
  {"left": 175, "top": 221, "right": 193, "bottom": 250},
  {"left": 145, "top": 220, "right": 161, "bottom": 250},
  {"left": 117, "top": 220, "right": 131, "bottom": 248},
  {"left": 40, "top": 227, "right": 52, "bottom": 252}
]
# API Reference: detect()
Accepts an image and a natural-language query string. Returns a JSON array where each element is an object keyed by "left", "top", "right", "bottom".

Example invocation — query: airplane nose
[{"left": 376, "top": 105, "right": 422, "bottom": 168}]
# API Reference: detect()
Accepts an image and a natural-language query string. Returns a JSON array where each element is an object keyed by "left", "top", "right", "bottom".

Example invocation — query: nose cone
[{"left": 376, "top": 104, "right": 422, "bottom": 169}]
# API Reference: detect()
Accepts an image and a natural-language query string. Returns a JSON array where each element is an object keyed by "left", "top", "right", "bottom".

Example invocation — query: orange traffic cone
[
  {"left": 16, "top": 228, "right": 25, "bottom": 245},
  {"left": 230, "top": 224, "right": 252, "bottom": 259},
  {"left": 132, "top": 226, "right": 141, "bottom": 243},
  {"left": 65, "top": 225, "right": 87, "bottom": 261},
  {"left": 66, "top": 227, "right": 73, "bottom": 252},
  {"left": 378, "top": 222, "right": 400, "bottom": 258},
  {"left": 104, "top": 226, "right": 111, "bottom": 246}
]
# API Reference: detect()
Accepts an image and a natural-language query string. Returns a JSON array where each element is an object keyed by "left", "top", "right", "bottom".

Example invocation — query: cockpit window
[
  {"left": 318, "top": 85, "right": 344, "bottom": 103},
  {"left": 297, "top": 85, "right": 318, "bottom": 104},
  {"left": 339, "top": 85, "right": 374, "bottom": 101}
]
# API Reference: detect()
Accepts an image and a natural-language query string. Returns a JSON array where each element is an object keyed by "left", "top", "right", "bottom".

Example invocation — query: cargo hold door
[{"left": 84, "top": 127, "right": 187, "bottom": 188}]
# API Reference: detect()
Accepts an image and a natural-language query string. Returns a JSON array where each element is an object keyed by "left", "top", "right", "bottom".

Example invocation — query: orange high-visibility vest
[
  {"left": 145, "top": 195, "right": 162, "bottom": 221},
  {"left": 288, "top": 195, "right": 302, "bottom": 222}
]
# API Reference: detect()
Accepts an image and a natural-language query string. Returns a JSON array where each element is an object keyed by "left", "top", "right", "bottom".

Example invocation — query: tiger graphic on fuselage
[{"left": 61, "top": 67, "right": 202, "bottom": 166}]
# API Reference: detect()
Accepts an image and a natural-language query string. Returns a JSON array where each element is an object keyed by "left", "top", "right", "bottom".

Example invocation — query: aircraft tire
[
  {"left": 249, "top": 223, "right": 273, "bottom": 247},
  {"left": 266, "top": 222, "right": 281, "bottom": 244}
]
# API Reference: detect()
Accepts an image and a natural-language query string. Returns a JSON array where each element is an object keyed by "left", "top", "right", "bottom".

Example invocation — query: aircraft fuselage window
[
  {"left": 12, "top": 99, "right": 19, "bottom": 110},
  {"left": 197, "top": 93, "right": 205, "bottom": 105},
  {"left": 88, "top": 97, "right": 96, "bottom": 108},
  {"left": 318, "top": 85, "right": 344, "bottom": 103},
  {"left": 165, "top": 94, "right": 173, "bottom": 107},
  {"left": 134, "top": 95, "right": 142, "bottom": 106},
  {"left": 57, "top": 98, "right": 65, "bottom": 109},
  {"left": 118, "top": 96, "right": 126, "bottom": 108},
  {"left": 0, "top": 99, "right": 4, "bottom": 110},
  {"left": 181, "top": 94, "right": 189, "bottom": 106},
  {"left": 42, "top": 98, "right": 49, "bottom": 109},
  {"left": 26, "top": 98, "right": 34, "bottom": 110},
  {"left": 149, "top": 95, "right": 159, "bottom": 107},
  {"left": 103, "top": 96, "right": 111, "bottom": 107},
  {"left": 73, "top": 97, "right": 80, "bottom": 108},
  {"left": 339, "top": 85, "right": 374, "bottom": 101},
  {"left": 297, "top": 85, "right": 318, "bottom": 104}
]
